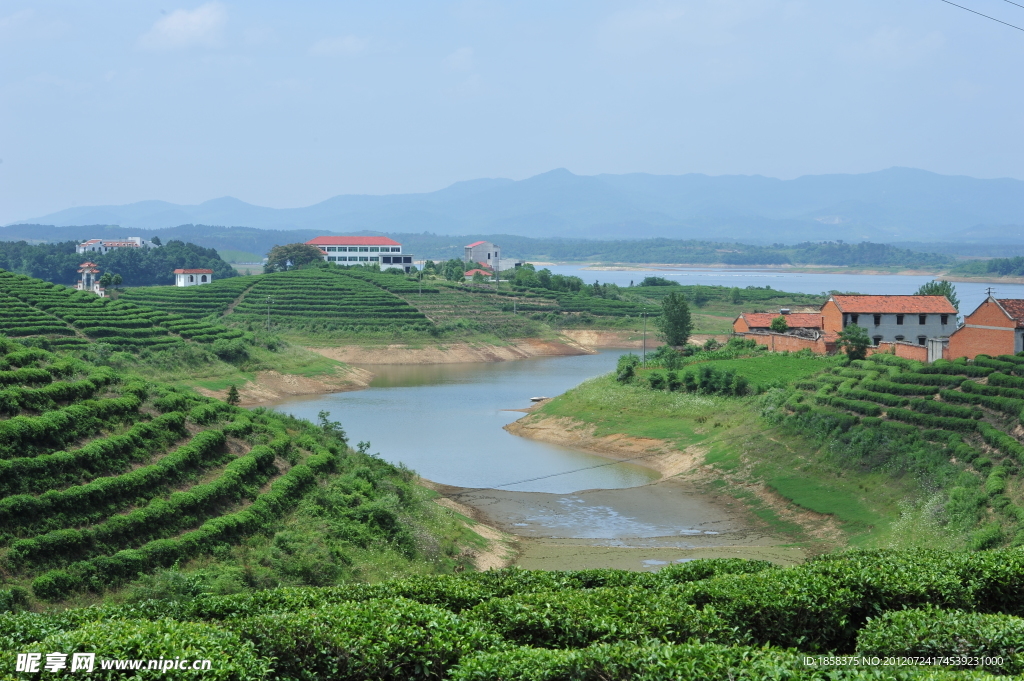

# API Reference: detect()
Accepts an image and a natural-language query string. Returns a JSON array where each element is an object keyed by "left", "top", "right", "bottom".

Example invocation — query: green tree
[
  {"left": 225, "top": 384, "right": 240, "bottom": 406},
  {"left": 472, "top": 271, "right": 485, "bottom": 283},
  {"left": 98, "top": 272, "right": 112, "bottom": 288},
  {"left": 730, "top": 287, "right": 742, "bottom": 304},
  {"left": 150, "top": 236, "right": 162, "bottom": 246},
  {"left": 265, "top": 243, "right": 326, "bottom": 273},
  {"left": 655, "top": 292, "right": 693, "bottom": 347},
  {"left": 916, "top": 280, "right": 960, "bottom": 311},
  {"left": 690, "top": 286, "right": 710, "bottom": 307},
  {"left": 837, "top": 323, "right": 870, "bottom": 360},
  {"left": 442, "top": 259, "right": 465, "bottom": 282},
  {"left": 770, "top": 315, "right": 789, "bottom": 333},
  {"left": 111, "top": 273, "right": 122, "bottom": 289}
]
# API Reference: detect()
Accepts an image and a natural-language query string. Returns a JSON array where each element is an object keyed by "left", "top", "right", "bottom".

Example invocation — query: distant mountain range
[{"left": 10, "top": 167, "right": 1024, "bottom": 244}]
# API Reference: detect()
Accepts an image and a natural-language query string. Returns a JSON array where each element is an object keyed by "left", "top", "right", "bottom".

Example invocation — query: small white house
[{"left": 174, "top": 268, "right": 213, "bottom": 287}]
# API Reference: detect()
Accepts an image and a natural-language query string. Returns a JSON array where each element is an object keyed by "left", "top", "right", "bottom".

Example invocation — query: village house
[
  {"left": 732, "top": 310, "right": 823, "bottom": 334},
  {"left": 76, "top": 236, "right": 158, "bottom": 255},
  {"left": 306, "top": 236, "right": 414, "bottom": 273},
  {"left": 947, "top": 296, "right": 1024, "bottom": 359},
  {"left": 821, "top": 295, "right": 956, "bottom": 347},
  {"left": 174, "top": 268, "right": 213, "bottom": 287},
  {"left": 465, "top": 241, "right": 500, "bottom": 269}
]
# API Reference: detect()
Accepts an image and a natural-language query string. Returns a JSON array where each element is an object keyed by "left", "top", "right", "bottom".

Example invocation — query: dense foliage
[
  {"left": 0, "top": 240, "right": 236, "bottom": 287},
  {"left": 951, "top": 256, "right": 1024, "bottom": 278},
  {"left": 3, "top": 550, "right": 1022, "bottom": 678}
]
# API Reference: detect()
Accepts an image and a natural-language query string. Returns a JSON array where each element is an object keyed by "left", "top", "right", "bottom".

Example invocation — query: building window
[
  {"left": 328, "top": 256, "right": 336, "bottom": 262},
  {"left": 347, "top": 257, "right": 357, "bottom": 261},
  {"left": 896, "top": 315, "right": 904, "bottom": 325},
  {"left": 188, "top": 275, "right": 194, "bottom": 282},
  {"left": 917, "top": 336, "right": 926, "bottom": 346},
  {"left": 359, "top": 247, "right": 369, "bottom": 252},
  {"left": 402, "top": 256, "right": 412, "bottom": 263},
  {"left": 391, "top": 247, "right": 401, "bottom": 252},
  {"left": 895, "top": 335, "right": 905, "bottom": 341},
  {"left": 850, "top": 314, "right": 859, "bottom": 324},
  {"left": 326, "top": 247, "right": 337, "bottom": 252},
  {"left": 874, "top": 314, "right": 881, "bottom": 325},
  {"left": 873, "top": 336, "right": 883, "bottom": 346},
  {"left": 359, "top": 256, "right": 369, "bottom": 261},
  {"left": 919, "top": 315, "right": 927, "bottom": 325},
  {"left": 941, "top": 314, "right": 949, "bottom": 325},
  {"left": 201, "top": 275, "right": 207, "bottom": 282},
  {"left": 370, "top": 256, "right": 379, "bottom": 261},
  {"left": 370, "top": 247, "right": 379, "bottom": 252},
  {"left": 382, "top": 256, "right": 392, "bottom": 264}
]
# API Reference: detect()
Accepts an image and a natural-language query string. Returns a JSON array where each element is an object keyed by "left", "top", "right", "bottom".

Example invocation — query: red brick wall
[
  {"left": 744, "top": 332, "right": 831, "bottom": 354},
  {"left": 947, "top": 299, "right": 1016, "bottom": 360},
  {"left": 821, "top": 300, "right": 844, "bottom": 334},
  {"left": 867, "top": 342, "right": 928, "bottom": 362},
  {"left": 733, "top": 317, "right": 750, "bottom": 333}
]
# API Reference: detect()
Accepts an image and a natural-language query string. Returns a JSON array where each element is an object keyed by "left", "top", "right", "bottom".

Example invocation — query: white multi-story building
[
  {"left": 174, "top": 268, "right": 213, "bottom": 287},
  {"left": 77, "top": 236, "right": 159, "bottom": 255},
  {"left": 306, "top": 236, "right": 414, "bottom": 273},
  {"left": 464, "top": 241, "right": 500, "bottom": 269}
]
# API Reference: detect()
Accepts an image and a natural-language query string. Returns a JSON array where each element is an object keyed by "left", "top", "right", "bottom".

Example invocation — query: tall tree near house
[
  {"left": 915, "top": 280, "right": 959, "bottom": 311},
  {"left": 770, "top": 316, "right": 789, "bottom": 333},
  {"left": 265, "top": 243, "right": 327, "bottom": 273},
  {"left": 837, "top": 323, "right": 870, "bottom": 360},
  {"left": 655, "top": 292, "right": 692, "bottom": 347}
]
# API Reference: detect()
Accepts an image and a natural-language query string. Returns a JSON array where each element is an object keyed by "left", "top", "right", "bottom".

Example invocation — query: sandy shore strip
[
  {"left": 195, "top": 366, "right": 374, "bottom": 406},
  {"left": 306, "top": 337, "right": 593, "bottom": 365}
]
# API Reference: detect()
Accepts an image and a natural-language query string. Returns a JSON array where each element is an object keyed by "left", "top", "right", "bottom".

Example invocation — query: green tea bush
[
  {"left": 229, "top": 599, "right": 501, "bottom": 681},
  {"left": 22, "top": 618, "right": 271, "bottom": 681},
  {"left": 990, "top": 373, "right": 1024, "bottom": 390},
  {"left": 857, "top": 607, "right": 1024, "bottom": 675},
  {"left": 911, "top": 398, "right": 983, "bottom": 420}
]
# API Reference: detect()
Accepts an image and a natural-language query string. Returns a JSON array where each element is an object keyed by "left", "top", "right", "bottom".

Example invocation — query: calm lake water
[
  {"left": 548, "top": 265, "right": 1024, "bottom": 317},
  {"left": 270, "top": 351, "right": 659, "bottom": 493}
]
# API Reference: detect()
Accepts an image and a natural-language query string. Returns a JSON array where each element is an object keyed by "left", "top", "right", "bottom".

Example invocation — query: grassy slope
[{"left": 535, "top": 357, "right": 920, "bottom": 552}]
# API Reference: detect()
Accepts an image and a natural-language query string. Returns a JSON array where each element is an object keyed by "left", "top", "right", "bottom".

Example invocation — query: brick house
[
  {"left": 947, "top": 297, "right": 1024, "bottom": 359},
  {"left": 732, "top": 311, "right": 823, "bottom": 334},
  {"left": 821, "top": 295, "right": 957, "bottom": 347}
]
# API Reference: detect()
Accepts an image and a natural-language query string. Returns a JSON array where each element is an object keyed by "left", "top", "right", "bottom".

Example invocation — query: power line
[
  {"left": 1002, "top": 0, "right": 1024, "bottom": 11},
  {"left": 938, "top": 0, "right": 1024, "bottom": 31}
]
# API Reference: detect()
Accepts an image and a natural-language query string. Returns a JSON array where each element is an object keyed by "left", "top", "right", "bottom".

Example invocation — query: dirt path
[{"left": 306, "top": 337, "right": 593, "bottom": 365}]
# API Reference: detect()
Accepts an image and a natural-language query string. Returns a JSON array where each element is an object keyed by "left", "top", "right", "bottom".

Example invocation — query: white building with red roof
[
  {"left": 76, "top": 236, "right": 158, "bottom": 255},
  {"left": 305, "top": 236, "right": 414, "bottom": 272},
  {"left": 464, "top": 241, "right": 500, "bottom": 269},
  {"left": 174, "top": 268, "right": 213, "bottom": 287},
  {"left": 822, "top": 294, "right": 957, "bottom": 347}
]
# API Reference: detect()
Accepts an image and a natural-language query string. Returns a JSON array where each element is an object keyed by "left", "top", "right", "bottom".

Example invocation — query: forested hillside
[{"left": 0, "top": 240, "right": 236, "bottom": 287}]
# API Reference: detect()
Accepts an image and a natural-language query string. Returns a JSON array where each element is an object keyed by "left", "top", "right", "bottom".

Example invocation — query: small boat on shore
[{"left": 530, "top": 396, "right": 548, "bottom": 402}]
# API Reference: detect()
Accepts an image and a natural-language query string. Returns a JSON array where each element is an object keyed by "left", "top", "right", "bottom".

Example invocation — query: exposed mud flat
[
  {"left": 431, "top": 477, "right": 799, "bottom": 571},
  {"left": 196, "top": 366, "right": 373, "bottom": 406},
  {"left": 306, "top": 337, "right": 593, "bottom": 365}
]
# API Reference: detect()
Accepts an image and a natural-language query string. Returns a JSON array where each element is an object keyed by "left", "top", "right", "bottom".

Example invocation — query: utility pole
[{"left": 642, "top": 309, "right": 647, "bottom": 367}]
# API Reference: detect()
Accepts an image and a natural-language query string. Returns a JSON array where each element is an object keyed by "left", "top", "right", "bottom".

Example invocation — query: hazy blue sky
[{"left": 3, "top": 0, "right": 1024, "bottom": 223}]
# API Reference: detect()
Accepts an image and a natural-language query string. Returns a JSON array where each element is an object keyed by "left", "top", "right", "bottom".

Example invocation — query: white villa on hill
[
  {"left": 306, "top": 236, "right": 415, "bottom": 273},
  {"left": 174, "top": 268, "right": 213, "bottom": 287},
  {"left": 77, "top": 236, "right": 159, "bottom": 255}
]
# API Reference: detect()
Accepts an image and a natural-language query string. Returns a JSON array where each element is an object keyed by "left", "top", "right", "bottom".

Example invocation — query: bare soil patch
[
  {"left": 306, "top": 337, "right": 592, "bottom": 365},
  {"left": 195, "top": 366, "right": 373, "bottom": 406}
]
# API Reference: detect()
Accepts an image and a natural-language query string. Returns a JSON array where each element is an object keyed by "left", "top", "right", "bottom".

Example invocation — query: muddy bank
[
  {"left": 505, "top": 414, "right": 703, "bottom": 479},
  {"left": 559, "top": 330, "right": 728, "bottom": 351},
  {"left": 430, "top": 477, "right": 799, "bottom": 571},
  {"left": 306, "top": 337, "right": 593, "bottom": 365},
  {"left": 196, "top": 366, "right": 373, "bottom": 406},
  {"left": 420, "top": 479, "right": 518, "bottom": 571}
]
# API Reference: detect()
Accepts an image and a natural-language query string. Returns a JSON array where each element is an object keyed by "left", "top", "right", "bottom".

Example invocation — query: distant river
[{"left": 546, "top": 265, "right": 1024, "bottom": 316}]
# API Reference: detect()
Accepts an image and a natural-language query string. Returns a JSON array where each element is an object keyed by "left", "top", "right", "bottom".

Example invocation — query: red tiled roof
[
  {"left": 829, "top": 295, "right": 957, "bottom": 314},
  {"left": 306, "top": 236, "right": 400, "bottom": 246},
  {"left": 464, "top": 269, "right": 491, "bottom": 277},
  {"left": 466, "top": 241, "right": 487, "bottom": 248},
  {"left": 740, "top": 313, "right": 822, "bottom": 329},
  {"left": 997, "top": 299, "right": 1024, "bottom": 327},
  {"left": 173, "top": 269, "right": 213, "bottom": 274}
]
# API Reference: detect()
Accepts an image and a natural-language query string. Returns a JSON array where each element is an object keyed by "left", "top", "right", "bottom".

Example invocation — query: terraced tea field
[
  {"left": 0, "top": 338, "right": 340, "bottom": 601},
  {"left": 0, "top": 270, "right": 246, "bottom": 351}
]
